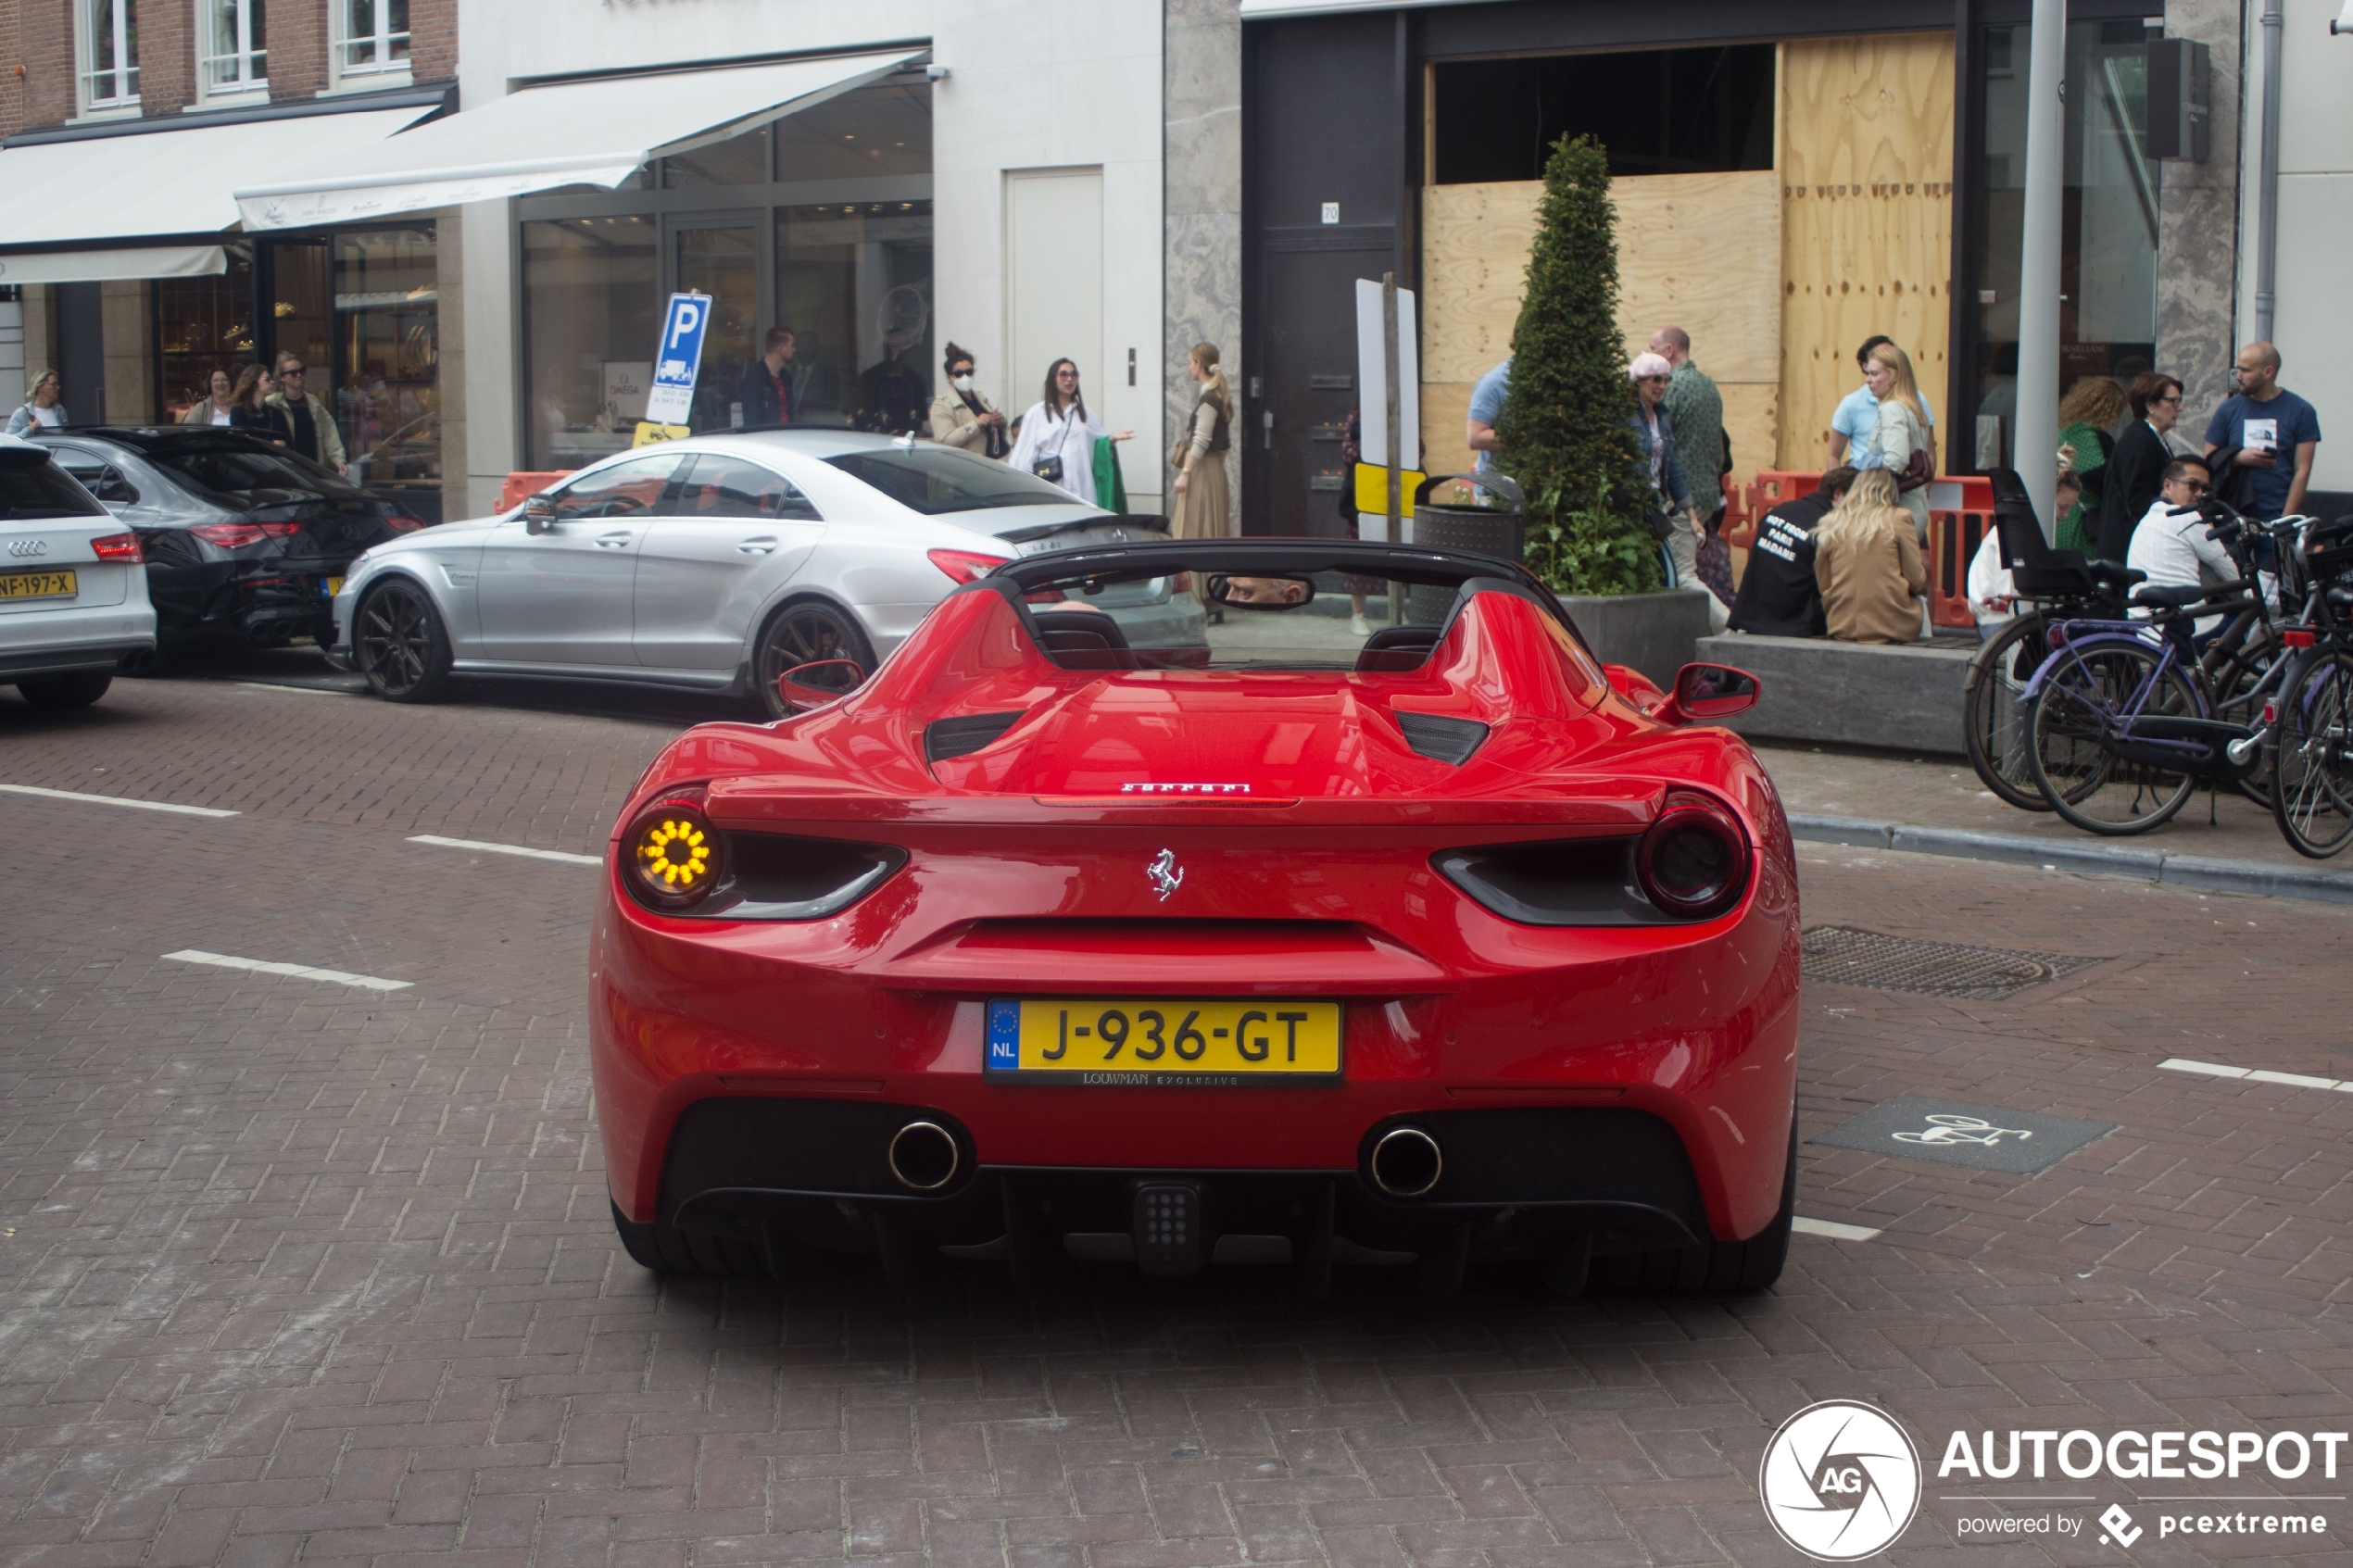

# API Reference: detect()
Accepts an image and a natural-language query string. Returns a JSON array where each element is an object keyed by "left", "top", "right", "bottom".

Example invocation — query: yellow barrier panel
[{"left": 1353, "top": 464, "right": 1428, "bottom": 519}]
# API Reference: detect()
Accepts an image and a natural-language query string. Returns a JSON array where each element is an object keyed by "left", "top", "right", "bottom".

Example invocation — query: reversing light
[
  {"left": 88, "top": 533, "right": 144, "bottom": 563},
  {"left": 623, "top": 796, "right": 727, "bottom": 911},
  {"left": 1635, "top": 790, "right": 1751, "bottom": 919}
]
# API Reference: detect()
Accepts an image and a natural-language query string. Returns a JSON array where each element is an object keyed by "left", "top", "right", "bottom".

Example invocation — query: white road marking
[
  {"left": 408, "top": 834, "right": 601, "bottom": 867},
  {"left": 1793, "top": 1215, "right": 1882, "bottom": 1242},
  {"left": 0, "top": 783, "right": 238, "bottom": 818},
  {"left": 162, "top": 949, "right": 411, "bottom": 992},
  {"left": 2160, "top": 1057, "right": 2353, "bottom": 1094}
]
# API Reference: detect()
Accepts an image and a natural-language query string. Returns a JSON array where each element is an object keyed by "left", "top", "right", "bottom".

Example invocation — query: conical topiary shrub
[{"left": 1495, "top": 134, "right": 1661, "bottom": 596}]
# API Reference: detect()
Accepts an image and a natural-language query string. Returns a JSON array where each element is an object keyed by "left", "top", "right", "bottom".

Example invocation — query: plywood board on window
[
  {"left": 1422, "top": 375, "right": 1779, "bottom": 508},
  {"left": 1420, "top": 170, "right": 1781, "bottom": 481},
  {"left": 1778, "top": 33, "right": 1956, "bottom": 470}
]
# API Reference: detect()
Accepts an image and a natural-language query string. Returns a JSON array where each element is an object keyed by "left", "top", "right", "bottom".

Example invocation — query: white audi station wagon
[{"left": 0, "top": 434, "right": 157, "bottom": 709}]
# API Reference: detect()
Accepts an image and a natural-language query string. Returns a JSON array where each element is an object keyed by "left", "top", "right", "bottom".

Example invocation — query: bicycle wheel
[
  {"left": 2270, "top": 649, "right": 2353, "bottom": 858},
  {"left": 2027, "top": 638, "right": 2199, "bottom": 834},
  {"left": 2204, "top": 624, "right": 2281, "bottom": 809},
  {"left": 1963, "top": 612, "right": 2052, "bottom": 810}
]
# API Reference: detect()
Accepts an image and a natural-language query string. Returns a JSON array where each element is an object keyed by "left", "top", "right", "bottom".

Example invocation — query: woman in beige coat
[
  {"left": 1813, "top": 467, "right": 1927, "bottom": 644},
  {"left": 181, "top": 369, "right": 236, "bottom": 426},
  {"left": 1169, "top": 343, "right": 1232, "bottom": 542},
  {"left": 926, "top": 342, "right": 1006, "bottom": 458}
]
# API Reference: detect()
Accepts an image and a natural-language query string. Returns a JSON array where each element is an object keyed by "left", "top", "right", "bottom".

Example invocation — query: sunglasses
[{"left": 2175, "top": 480, "right": 2210, "bottom": 495}]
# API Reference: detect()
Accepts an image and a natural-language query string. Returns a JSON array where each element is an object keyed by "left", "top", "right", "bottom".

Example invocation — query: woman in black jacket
[
  {"left": 228, "top": 363, "right": 294, "bottom": 445},
  {"left": 2096, "top": 372, "right": 2183, "bottom": 562}
]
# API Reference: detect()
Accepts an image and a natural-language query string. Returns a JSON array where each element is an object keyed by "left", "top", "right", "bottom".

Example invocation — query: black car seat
[
  {"left": 1354, "top": 624, "right": 1442, "bottom": 672},
  {"left": 1030, "top": 607, "right": 1135, "bottom": 668}
]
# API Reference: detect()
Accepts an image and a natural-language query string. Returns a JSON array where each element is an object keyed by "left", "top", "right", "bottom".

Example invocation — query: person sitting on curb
[
  {"left": 1813, "top": 467, "right": 1927, "bottom": 645},
  {"left": 1728, "top": 468, "right": 1855, "bottom": 638}
]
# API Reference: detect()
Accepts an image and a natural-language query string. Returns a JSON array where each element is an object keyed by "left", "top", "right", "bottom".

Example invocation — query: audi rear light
[
  {"left": 927, "top": 547, "right": 1012, "bottom": 585},
  {"left": 1635, "top": 790, "right": 1752, "bottom": 920},
  {"left": 88, "top": 532, "right": 143, "bottom": 563}
]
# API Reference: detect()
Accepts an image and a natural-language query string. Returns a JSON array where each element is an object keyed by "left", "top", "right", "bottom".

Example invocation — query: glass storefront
[
  {"left": 520, "top": 76, "right": 934, "bottom": 468},
  {"left": 1968, "top": 17, "right": 2162, "bottom": 468},
  {"left": 150, "top": 223, "right": 442, "bottom": 520}
]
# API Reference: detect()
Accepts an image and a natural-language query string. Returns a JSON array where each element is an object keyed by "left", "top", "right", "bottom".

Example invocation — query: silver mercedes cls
[{"left": 324, "top": 430, "right": 1202, "bottom": 716}]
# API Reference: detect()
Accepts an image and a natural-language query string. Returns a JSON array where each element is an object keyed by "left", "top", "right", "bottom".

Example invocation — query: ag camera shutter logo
[{"left": 1759, "top": 1400, "right": 1923, "bottom": 1561}]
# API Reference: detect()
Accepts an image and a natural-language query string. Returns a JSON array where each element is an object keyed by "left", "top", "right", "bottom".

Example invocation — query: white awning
[
  {"left": 0, "top": 245, "right": 227, "bottom": 285},
  {"left": 234, "top": 51, "right": 924, "bottom": 232},
  {"left": 0, "top": 107, "right": 437, "bottom": 267}
]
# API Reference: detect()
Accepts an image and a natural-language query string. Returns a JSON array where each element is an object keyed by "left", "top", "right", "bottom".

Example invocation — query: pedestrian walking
[
  {"left": 230, "top": 363, "right": 293, "bottom": 445},
  {"left": 1465, "top": 356, "right": 1510, "bottom": 471},
  {"left": 927, "top": 343, "right": 1007, "bottom": 458},
  {"left": 1853, "top": 342, "right": 1934, "bottom": 541},
  {"left": 267, "top": 354, "right": 347, "bottom": 472},
  {"left": 1169, "top": 342, "right": 1233, "bottom": 549},
  {"left": 6, "top": 368, "right": 66, "bottom": 434},
  {"left": 1826, "top": 334, "right": 1935, "bottom": 469},
  {"left": 736, "top": 328, "right": 797, "bottom": 429},
  {"left": 2096, "top": 372, "right": 2183, "bottom": 561},
  {"left": 1652, "top": 324, "right": 1733, "bottom": 608},
  {"left": 181, "top": 369, "right": 237, "bottom": 427},
  {"left": 2203, "top": 341, "right": 2321, "bottom": 520},
  {"left": 2055, "top": 376, "right": 2129, "bottom": 553},
  {"left": 1629, "top": 352, "right": 1714, "bottom": 620},
  {"left": 1728, "top": 468, "right": 1855, "bottom": 638},
  {"left": 1008, "top": 359, "right": 1131, "bottom": 507},
  {"left": 1814, "top": 467, "right": 1927, "bottom": 645}
]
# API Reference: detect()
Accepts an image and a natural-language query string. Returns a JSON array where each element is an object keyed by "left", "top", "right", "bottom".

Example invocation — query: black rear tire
[
  {"left": 1963, "top": 612, "right": 2055, "bottom": 810},
  {"left": 2270, "top": 649, "right": 2353, "bottom": 859},
  {"left": 610, "top": 1199, "right": 772, "bottom": 1278},
  {"left": 1592, "top": 1117, "right": 1795, "bottom": 1295},
  {"left": 354, "top": 579, "right": 456, "bottom": 704},
  {"left": 756, "top": 599, "right": 876, "bottom": 720},
  {"left": 15, "top": 671, "right": 113, "bottom": 709}
]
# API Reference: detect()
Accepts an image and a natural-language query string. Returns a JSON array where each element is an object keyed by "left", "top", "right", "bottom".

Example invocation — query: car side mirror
[
  {"left": 1656, "top": 662, "right": 1760, "bottom": 725},
  {"left": 522, "top": 493, "right": 557, "bottom": 534},
  {"left": 777, "top": 658, "right": 866, "bottom": 713}
]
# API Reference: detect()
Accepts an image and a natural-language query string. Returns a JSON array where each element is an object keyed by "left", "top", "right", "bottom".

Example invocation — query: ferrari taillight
[
  {"left": 927, "top": 547, "right": 1012, "bottom": 585},
  {"left": 623, "top": 791, "right": 726, "bottom": 913},
  {"left": 1636, "top": 791, "right": 1751, "bottom": 920}
]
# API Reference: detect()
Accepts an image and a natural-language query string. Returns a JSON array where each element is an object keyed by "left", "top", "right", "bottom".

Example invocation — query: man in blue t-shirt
[
  {"left": 1826, "top": 334, "right": 1933, "bottom": 469},
  {"left": 2204, "top": 340, "right": 2321, "bottom": 520},
  {"left": 1465, "top": 357, "right": 1511, "bottom": 472}
]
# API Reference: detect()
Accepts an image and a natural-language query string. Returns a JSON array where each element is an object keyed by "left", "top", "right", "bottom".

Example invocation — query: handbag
[
  {"left": 1644, "top": 504, "right": 1679, "bottom": 542},
  {"left": 1031, "top": 454, "right": 1064, "bottom": 484},
  {"left": 1897, "top": 445, "right": 1933, "bottom": 493}
]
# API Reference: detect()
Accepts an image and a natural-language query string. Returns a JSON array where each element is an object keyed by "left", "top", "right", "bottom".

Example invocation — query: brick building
[{"left": 0, "top": 0, "right": 459, "bottom": 520}]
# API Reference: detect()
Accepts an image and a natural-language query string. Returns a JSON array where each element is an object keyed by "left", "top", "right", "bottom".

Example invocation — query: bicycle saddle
[
  {"left": 2131, "top": 582, "right": 2240, "bottom": 608},
  {"left": 2089, "top": 560, "right": 2147, "bottom": 592}
]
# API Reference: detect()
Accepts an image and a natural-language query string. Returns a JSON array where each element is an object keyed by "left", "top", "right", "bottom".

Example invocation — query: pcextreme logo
[{"left": 1759, "top": 1400, "right": 1924, "bottom": 1561}]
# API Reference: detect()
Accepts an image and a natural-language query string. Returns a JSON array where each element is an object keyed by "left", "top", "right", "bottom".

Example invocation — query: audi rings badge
[{"left": 6, "top": 538, "right": 49, "bottom": 558}]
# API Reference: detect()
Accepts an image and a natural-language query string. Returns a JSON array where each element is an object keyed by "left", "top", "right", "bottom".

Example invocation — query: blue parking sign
[{"left": 642, "top": 293, "right": 711, "bottom": 426}]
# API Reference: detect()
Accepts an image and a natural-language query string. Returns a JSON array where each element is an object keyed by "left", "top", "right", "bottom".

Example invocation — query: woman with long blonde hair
[
  {"left": 1169, "top": 342, "right": 1232, "bottom": 545},
  {"left": 1812, "top": 466, "right": 1927, "bottom": 644},
  {"left": 1860, "top": 341, "right": 1935, "bottom": 539}
]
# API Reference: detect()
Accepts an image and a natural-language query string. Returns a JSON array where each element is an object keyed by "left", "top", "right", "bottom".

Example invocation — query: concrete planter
[
  {"left": 1559, "top": 588, "right": 1713, "bottom": 690},
  {"left": 1694, "top": 632, "right": 1972, "bottom": 755}
]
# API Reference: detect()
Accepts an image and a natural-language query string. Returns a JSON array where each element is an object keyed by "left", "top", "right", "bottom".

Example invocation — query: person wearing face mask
[{"left": 927, "top": 343, "right": 1007, "bottom": 458}]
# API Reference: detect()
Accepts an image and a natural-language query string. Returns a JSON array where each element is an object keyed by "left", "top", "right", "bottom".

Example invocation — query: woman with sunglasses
[{"left": 2097, "top": 371, "right": 2185, "bottom": 562}]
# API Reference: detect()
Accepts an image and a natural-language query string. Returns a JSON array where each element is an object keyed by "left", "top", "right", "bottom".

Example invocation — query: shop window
[
  {"left": 1430, "top": 45, "right": 1774, "bottom": 184},
  {"left": 155, "top": 243, "right": 258, "bottom": 420},
  {"left": 664, "top": 127, "right": 770, "bottom": 190},
  {"left": 80, "top": 0, "right": 141, "bottom": 112},
  {"left": 774, "top": 82, "right": 933, "bottom": 181},
  {"left": 776, "top": 201, "right": 934, "bottom": 433},
  {"left": 522, "top": 215, "right": 659, "bottom": 469},
  {"left": 334, "top": 228, "right": 439, "bottom": 520},
  {"left": 1968, "top": 18, "right": 2162, "bottom": 469},
  {"left": 201, "top": 0, "right": 266, "bottom": 99},
  {"left": 337, "top": 0, "right": 409, "bottom": 82}
]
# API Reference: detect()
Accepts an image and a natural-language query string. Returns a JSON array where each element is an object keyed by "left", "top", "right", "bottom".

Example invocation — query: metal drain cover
[{"left": 1802, "top": 926, "right": 2100, "bottom": 1000}]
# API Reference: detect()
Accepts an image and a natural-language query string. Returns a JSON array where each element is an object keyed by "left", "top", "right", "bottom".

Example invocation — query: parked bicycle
[{"left": 2268, "top": 513, "right": 2353, "bottom": 858}]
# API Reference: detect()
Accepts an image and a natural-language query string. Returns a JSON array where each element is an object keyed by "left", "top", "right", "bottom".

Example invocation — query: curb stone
[{"left": 1784, "top": 812, "right": 2353, "bottom": 907}]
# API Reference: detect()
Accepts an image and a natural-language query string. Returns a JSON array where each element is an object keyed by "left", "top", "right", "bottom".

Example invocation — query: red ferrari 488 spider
[{"left": 591, "top": 538, "right": 1799, "bottom": 1297}]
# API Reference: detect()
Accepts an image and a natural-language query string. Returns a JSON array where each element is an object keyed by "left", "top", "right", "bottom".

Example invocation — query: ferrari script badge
[{"left": 1146, "top": 848, "right": 1184, "bottom": 901}]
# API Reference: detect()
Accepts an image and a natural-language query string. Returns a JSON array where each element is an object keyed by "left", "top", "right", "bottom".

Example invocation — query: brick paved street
[{"left": 1, "top": 660, "right": 2348, "bottom": 1568}]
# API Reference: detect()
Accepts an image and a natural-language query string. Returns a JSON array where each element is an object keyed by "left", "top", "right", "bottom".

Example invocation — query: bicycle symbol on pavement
[{"left": 1892, "top": 1114, "right": 2033, "bottom": 1148}]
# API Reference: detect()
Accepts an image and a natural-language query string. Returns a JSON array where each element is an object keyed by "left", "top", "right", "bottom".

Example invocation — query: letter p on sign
[{"left": 667, "top": 300, "right": 701, "bottom": 349}]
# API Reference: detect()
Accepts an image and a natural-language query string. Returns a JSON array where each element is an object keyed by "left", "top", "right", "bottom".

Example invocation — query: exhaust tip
[
  {"left": 1369, "top": 1125, "right": 1443, "bottom": 1198},
  {"left": 887, "top": 1120, "right": 960, "bottom": 1191}
]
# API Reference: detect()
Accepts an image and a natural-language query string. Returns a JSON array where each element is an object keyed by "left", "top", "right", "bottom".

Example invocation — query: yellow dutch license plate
[
  {"left": 985, "top": 997, "right": 1342, "bottom": 1083},
  {"left": 0, "top": 570, "right": 76, "bottom": 601}
]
